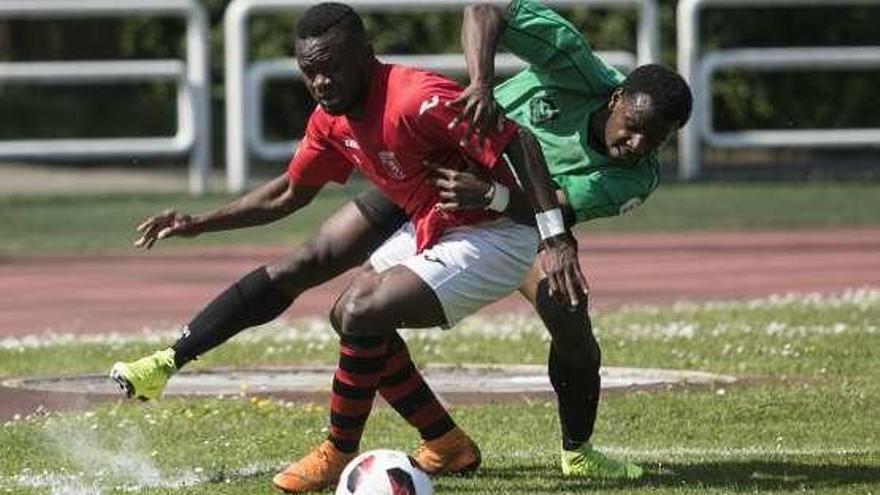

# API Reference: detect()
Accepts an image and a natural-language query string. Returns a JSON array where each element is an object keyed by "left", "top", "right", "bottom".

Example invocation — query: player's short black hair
[
  {"left": 296, "top": 2, "right": 365, "bottom": 41},
  {"left": 621, "top": 64, "right": 693, "bottom": 127}
]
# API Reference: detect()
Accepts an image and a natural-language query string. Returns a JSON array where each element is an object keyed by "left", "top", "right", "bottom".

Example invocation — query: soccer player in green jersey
[{"left": 426, "top": 0, "right": 693, "bottom": 478}]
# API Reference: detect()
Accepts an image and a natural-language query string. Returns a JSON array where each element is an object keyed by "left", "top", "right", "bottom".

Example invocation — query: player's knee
[
  {"left": 553, "top": 326, "right": 600, "bottom": 371},
  {"left": 535, "top": 279, "right": 600, "bottom": 370},
  {"left": 329, "top": 296, "right": 345, "bottom": 336},
  {"left": 577, "top": 335, "right": 601, "bottom": 371},
  {"left": 334, "top": 298, "right": 378, "bottom": 337},
  {"left": 331, "top": 280, "right": 389, "bottom": 337}
]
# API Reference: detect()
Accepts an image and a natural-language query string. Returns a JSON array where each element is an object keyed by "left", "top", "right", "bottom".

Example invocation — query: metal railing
[
  {"left": 225, "top": 0, "right": 659, "bottom": 192},
  {"left": 0, "top": 0, "right": 212, "bottom": 194},
  {"left": 698, "top": 47, "right": 880, "bottom": 149},
  {"left": 247, "top": 52, "right": 637, "bottom": 162},
  {"left": 676, "top": 0, "right": 880, "bottom": 180}
]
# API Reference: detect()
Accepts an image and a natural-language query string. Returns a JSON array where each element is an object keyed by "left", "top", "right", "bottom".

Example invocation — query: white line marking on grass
[
  {"left": 2, "top": 461, "right": 283, "bottom": 493},
  {"left": 503, "top": 445, "right": 879, "bottom": 461},
  {"left": 5, "top": 446, "right": 877, "bottom": 492},
  {"left": 601, "top": 445, "right": 880, "bottom": 459},
  {"left": 0, "top": 421, "right": 287, "bottom": 493}
]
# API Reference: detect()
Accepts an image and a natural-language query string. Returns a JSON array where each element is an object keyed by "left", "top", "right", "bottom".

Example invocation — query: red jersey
[{"left": 287, "top": 62, "right": 519, "bottom": 251}]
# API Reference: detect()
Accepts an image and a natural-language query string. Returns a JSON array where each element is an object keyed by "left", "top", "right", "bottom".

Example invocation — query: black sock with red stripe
[
  {"left": 378, "top": 333, "right": 456, "bottom": 441},
  {"left": 328, "top": 335, "right": 388, "bottom": 453}
]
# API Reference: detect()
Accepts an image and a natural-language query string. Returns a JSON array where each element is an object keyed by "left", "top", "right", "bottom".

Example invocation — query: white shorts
[{"left": 369, "top": 218, "right": 538, "bottom": 327}]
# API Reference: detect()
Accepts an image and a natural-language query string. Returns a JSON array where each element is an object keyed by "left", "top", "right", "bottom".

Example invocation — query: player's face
[
  {"left": 604, "top": 90, "right": 678, "bottom": 162},
  {"left": 296, "top": 30, "right": 372, "bottom": 116}
]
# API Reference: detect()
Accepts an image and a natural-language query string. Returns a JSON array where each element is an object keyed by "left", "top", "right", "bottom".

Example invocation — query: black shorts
[{"left": 353, "top": 186, "right": 408, "bottom": 239}]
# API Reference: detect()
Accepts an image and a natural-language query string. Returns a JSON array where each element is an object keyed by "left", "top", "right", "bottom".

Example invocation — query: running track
[{"left": 2, "top": 228, "right": 879, "bottom": 337}]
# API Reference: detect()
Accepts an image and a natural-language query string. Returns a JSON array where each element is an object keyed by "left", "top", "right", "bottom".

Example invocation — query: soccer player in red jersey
[
  {"left": 273, "top": 5, "right": 588, "bottom": 491},
  {"left": 115, "top": 3, "right": 587, "bottom": 493}
]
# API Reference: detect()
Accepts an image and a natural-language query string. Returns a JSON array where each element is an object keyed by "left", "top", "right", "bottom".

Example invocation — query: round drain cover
[{"left": 3, "top": 365, "right": 734, "bottom": 396}]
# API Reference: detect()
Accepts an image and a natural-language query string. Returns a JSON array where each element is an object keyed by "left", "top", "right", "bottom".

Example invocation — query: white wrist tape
[
  {"left": 535, "top": 208, "right": 566, "bottom": 240},
  {"left": 487, "top": 182, "right": 510, "bottom": 212}
]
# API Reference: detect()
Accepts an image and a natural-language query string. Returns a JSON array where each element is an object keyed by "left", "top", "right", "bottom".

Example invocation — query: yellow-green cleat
[
  {"left": 110, "top": 348, "right": 176, "bottom": 401},
  {"left": 561, "top": 443, "right": 644, "bottom": 479}
]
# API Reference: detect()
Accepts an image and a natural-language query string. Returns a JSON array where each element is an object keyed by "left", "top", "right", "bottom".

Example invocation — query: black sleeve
[{"left": 352, "top": 186, "right": 408, "bottom": 239}]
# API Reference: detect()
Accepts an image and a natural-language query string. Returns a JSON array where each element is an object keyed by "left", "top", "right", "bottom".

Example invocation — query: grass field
[
  {"left": 1, "top": 291, "right": 877, "bottom": 494},
  {"left": 2, "top": 182, "right": 880, "bottom": 254},
  {"left": 2, "top": 181, "right": 877, "bottom": 493}
]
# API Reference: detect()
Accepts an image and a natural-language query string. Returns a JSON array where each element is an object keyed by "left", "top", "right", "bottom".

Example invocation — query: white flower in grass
[{"left": 765, "top": 321, "right": 787, "bottom": 336}]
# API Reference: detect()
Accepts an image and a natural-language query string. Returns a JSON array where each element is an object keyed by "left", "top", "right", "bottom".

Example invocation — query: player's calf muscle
[{"left": 535, "top": 279, "right": 599, "bottom": 369}]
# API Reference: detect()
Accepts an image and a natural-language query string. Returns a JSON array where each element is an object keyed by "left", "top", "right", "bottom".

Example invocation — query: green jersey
[{"left": 494, "top": 0, "right": 659, "bottom": 222}]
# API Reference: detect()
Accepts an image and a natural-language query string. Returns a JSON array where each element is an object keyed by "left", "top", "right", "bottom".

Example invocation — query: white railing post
[
  {"left": 0, "top": 0, "right": 211, "bottom": 195},
  {"left": 637, "top": 0, "right": 660, "bottom": 66},
  {"left": 185, "top": 1, "right": 212, "bottom": 195},
  {"left": 224, "top": 0, "right": 252, "bottom": 194},
  {"left": 677, "top": 0, "right": 880, "bottom": 181},
  {"left": 677, "top": 0, "right": 701, "bottom": 181}
]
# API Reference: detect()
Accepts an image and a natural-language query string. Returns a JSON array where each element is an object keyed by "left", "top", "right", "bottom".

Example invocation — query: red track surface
[
  {"left": 2, "top": 228, "right": 879, "bottom": 337},
  {"left": 1, "top": 228, "right": 878, "bottom": 420}
]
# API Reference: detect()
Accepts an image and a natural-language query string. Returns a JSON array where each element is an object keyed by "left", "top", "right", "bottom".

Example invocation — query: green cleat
[
  {"left": 110, "top": 348, "right": 176, "bottom": 401},
  {"left": 561, "top": 443, "right": 644, "bottom": 479}
]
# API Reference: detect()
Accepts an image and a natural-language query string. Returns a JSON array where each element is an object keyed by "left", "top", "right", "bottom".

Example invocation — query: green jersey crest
[
  {"left": 494, "top": 0, "right": 660, "bottom": 222},
  {"left": 529, "top": 94, "right": 560, "bottom": 124}
]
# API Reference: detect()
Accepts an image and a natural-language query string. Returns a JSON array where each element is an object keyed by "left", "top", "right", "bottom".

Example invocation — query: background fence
[
  {"left": 0, "top": 0, "right": 878, "bottom": 193},
  {"left": 223, "top": 0, "right": 658, "bottom": 192},
  {"left": 0, "top": 0, "right": 212, "bottom": 194},
  {"left": 677, "top": 0, "right": 880, "bottom": 180}
]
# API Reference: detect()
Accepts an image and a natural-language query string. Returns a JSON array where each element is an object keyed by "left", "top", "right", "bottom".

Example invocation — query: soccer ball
[{"left": 336, "top": 449, "right": 433, "bottom": 495}]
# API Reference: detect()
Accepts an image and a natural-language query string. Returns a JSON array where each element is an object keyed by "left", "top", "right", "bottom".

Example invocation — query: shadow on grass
[{"left": 442, "top": 460, "right": 880, "bottom": 492}]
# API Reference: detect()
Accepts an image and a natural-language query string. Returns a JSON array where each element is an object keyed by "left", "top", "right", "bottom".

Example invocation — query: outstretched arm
[
  {"left": 134, "top": 174, "right": 320, "bottom": 249},
  {"left": 461, "top": 3, "right": 505, "bottom": 93},
  {"left": 448, "top": 3, "right": 508, "bottom": 147}
]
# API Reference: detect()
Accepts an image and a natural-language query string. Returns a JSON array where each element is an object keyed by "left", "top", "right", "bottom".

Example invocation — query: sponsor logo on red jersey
[{"left": 378, "top": 151, "right": 407, "bottom": 179}]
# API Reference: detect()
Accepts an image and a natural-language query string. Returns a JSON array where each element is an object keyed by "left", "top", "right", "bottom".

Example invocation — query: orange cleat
[
  {"left": 414, "top": 427, "right": 481, "bottom": 475},
  {"left": 272, "top": 440, "right": 357, "bottom": 493}
]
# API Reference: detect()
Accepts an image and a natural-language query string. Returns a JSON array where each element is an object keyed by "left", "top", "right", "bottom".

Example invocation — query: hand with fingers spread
[
  {"left": 538, "top": 234, "right": 590, "bottom": 308},
  {"left": 445, "top": 82, "right": 505, "bottom": 149},
  {"left": 134, "top": 209, "right": 200, "bottom": 250}
]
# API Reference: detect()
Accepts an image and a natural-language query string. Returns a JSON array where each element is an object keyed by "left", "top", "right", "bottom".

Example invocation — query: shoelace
[
  {"left": 316, "top": 445, "right": 332, "bottom": 464},
  {"left": 294, "top": 445, "right": 333, "bottom": 477},
  {"left": 415, "top": 442, "right": 438, "bottom": 464}
]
